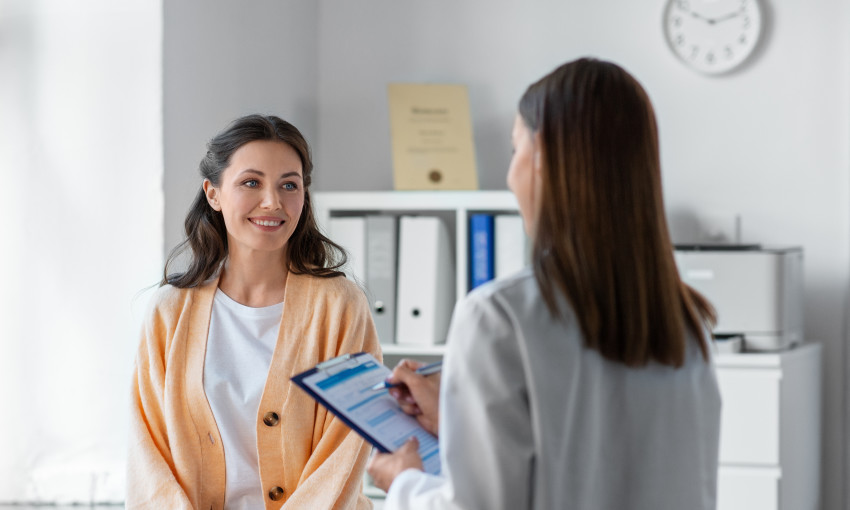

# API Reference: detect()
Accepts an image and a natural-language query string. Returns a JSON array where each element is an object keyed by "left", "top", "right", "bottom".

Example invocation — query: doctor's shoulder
[
  {"left": 462, "top": 267, "right": 540, "bottom": 314},
  {"left": 451, "top": 268, "right": 539, "bottom": 335}
]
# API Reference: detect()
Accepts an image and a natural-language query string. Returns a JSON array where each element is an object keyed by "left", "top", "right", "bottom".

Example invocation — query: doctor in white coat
[{"left": 367, "top": 57, "right": 722, "bottom": 510}]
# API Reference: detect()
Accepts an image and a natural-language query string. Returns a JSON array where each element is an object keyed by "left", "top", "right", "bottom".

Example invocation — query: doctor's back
[{"left": 435, "top": 268, "right": 721, "bottom": 510}]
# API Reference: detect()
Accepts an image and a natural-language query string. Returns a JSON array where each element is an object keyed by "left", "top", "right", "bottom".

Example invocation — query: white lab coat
[{"left": 384, "top": 268, "right": 721, "bottom": 510}]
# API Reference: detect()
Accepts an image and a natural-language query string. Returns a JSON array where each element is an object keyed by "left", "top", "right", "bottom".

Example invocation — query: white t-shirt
[{"left": 203, "top": 289, "right": 283, "bottom": 510}]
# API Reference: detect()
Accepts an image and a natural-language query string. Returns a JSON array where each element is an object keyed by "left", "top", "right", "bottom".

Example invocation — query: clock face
[{"left": 663, "top": 0, "right": 763, "bottom": 75}]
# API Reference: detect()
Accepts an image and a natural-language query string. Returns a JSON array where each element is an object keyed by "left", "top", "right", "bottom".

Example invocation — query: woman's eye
[
  {"left": 243, "top": 179, "right": 259, "bottom": 188},
  {"left": 283, "top": 182, "right": 298, "bottom": 191}
]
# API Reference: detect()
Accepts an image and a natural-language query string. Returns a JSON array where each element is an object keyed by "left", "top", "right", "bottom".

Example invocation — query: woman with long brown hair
[
  {"left": 127, "top": 114, "right": 380, "bottom": 509},
  {"left": 368, "top": 58, "right": 721, "bottom": 509}
]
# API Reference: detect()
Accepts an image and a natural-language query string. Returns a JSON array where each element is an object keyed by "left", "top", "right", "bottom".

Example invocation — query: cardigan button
[
  {"left": 268, "top": 486, "right": 285, "bottom": 501},
  {"left": 263, "top": 411, "right": 280, "bottom": 427}
]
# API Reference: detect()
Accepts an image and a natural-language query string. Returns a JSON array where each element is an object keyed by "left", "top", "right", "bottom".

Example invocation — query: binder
[
  {"left": 395, "top": 216, "right": 455, "bottom": 346},
  {"left": 328, "top": 216, "right": 366, "bottom": 283},
  {"left": 291, "top": 352, "right": 441, "bottom": 475},
  {"left": 469, "top": 214, "right": 495, "bottom": 289},
  {"left": 495, "top": 214, "right": 527, "bottom": 279},
  {"left": 365, "top": 215, "right": 398, "bottom": 344}
]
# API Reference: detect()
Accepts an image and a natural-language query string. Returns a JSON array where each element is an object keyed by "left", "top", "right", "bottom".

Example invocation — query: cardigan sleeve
[
  {"left": 125, "top": 288, "right": 193, "bottom": 510},
  {"left": 281, "top": 282, "right": 381, "bottom": 510}
]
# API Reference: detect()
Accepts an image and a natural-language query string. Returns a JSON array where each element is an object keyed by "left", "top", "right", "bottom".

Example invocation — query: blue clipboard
[{"left": 291, "top": 352, "right": 441, "bottom": 475}]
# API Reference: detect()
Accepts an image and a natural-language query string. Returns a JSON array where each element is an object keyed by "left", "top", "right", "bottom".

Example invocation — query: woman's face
[
  {"left": 204, "top": 140, "right": 305, "bottom": 260},
  {"left": 507, "top": 114, "right": 540, "bottom": 237}
]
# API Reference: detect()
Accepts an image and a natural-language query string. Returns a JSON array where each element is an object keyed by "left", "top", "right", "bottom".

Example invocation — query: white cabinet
[{"left": 714, "top": 343, "right": 822, "bottom": 510}]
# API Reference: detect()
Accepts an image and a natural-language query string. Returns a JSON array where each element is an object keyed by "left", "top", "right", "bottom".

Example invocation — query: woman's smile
[{"left": 249, "top": 216, "right": 285, "bottom": 229}]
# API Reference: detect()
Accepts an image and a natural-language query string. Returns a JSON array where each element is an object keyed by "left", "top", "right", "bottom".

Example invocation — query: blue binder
[{"left": 469, "top": 214, "right": 495, "bottom": 290}]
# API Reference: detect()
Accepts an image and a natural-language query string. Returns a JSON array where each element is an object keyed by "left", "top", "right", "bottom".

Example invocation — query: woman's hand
[
  {"left": 367, "top": 437, "right": 423, "bottom": 492},
  {"left": 386, "top": 359, "right": 441, "bottom": 436}
]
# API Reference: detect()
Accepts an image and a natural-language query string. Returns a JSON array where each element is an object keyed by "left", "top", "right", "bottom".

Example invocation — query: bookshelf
[{"left": 313, "top": 190, "right": 522, "bottom": 359}]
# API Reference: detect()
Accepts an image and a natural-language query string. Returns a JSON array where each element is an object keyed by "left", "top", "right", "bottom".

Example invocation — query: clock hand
[
  {"left": 709, "top": 8, "right": 745, "bottom": 24},
  {"left": 672, "top": 1, "right": 706, "bottom": 20},
  {"left": 688, "top": 10, "right": 713, "bottom": 23}
]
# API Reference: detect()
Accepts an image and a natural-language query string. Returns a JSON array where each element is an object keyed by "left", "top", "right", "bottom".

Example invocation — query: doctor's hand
[
  {"left": 367, "top": 437, "right": 423, "bottom": 492},
  {"left": 387, "top": 359, "right": 441, "bottom": 436}
]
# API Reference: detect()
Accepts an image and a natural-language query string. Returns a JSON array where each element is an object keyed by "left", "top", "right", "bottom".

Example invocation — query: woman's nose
[{"left": 261, "top": 188, "right": 282, "bottom": 210}]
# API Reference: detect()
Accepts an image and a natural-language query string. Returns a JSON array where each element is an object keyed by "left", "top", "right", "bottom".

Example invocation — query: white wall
[
  {"left": 314, "top": 2, "right": 849, "bottom": 509},
  {"left": 0, "top": 0, "right": 162, "bottom": 503},
  {"left": 163, "top": 0, "right": 319, "bottom": 255}
]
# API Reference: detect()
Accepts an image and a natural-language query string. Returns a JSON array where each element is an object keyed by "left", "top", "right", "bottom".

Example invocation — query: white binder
[
  {"left": 365, "top": 215, "right": 398, "bottom": 344},
  {"left": 328, "top": 216, "right": 366, "bottom": 284},
  {"left": 495, "top": 214, "right": 528, "bottom": 279},
  {"left": 395, "top": 216, "right": 455, "bottom": 346}
]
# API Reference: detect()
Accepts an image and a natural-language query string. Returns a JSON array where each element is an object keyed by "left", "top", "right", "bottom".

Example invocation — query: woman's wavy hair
[
  {"left": 162, "top": 114, "right": 345, "bottom": 287},
  {"left": 519, "top": 58, "right": 715, "bottom": 367}
]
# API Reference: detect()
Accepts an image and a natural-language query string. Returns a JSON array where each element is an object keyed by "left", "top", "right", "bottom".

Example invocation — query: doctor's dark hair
[
  {"left": 162, "top": 114, "right": 345, "bottom": 288},
  {"left": 518, "top": 58, "right": 715, "bottom": 367}
]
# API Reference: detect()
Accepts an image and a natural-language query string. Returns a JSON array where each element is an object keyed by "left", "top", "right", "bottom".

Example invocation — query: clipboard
[{"left": 291, "top": 352, "right": 441, "bottom": 475}]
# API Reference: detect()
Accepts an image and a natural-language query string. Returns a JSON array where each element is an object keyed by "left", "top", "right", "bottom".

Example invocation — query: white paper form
[{"left": 295, "top": 353, "right": 441, "bottom": 475}]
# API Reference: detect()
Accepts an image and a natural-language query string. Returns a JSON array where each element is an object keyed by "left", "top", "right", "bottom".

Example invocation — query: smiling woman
[{"left": 127, "top": 114, "right": 381, "bottom": 509}]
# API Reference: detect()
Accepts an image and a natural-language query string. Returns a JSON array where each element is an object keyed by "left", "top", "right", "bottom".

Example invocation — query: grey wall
[
  {"left": 165, "top": 1, "right": 850, "bottom": 508},
  {"left": 163, "top": 0, "right": 319, "bottom": 257}
]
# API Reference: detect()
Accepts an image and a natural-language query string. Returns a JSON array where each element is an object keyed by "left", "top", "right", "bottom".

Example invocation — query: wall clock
[{"left": 663, "top": 0, "right": 763, "bottom": 75}]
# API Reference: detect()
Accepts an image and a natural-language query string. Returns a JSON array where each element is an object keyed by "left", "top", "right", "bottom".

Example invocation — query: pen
[{"left": 370, "top": 361, "right": 443, "bottom": 391}]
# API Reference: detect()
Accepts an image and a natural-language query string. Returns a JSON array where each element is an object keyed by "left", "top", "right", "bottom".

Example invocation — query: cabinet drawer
[
  {"left": 716, "top": 367, "right": 781, "bottom": 465},
  {"left": 718, "top": 467, "right": 780, "bottom": 510}
]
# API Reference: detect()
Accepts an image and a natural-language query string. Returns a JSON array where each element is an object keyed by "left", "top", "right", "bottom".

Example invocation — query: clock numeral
[
  {"left": 739, "top": 34, "right": 747, "bottom": 45},
  {"left": 677, "top": 0, "right": 689, "bottom": 10},
  {"left": 724, "top": 46, "right": 734, "bottom": 59},
  {"left": 706, "top": 52, "right": 715, "bottom": 64},
  {"left": 676, "top": 34, "right": 685, "bottom": 46},
  {"left": 689, "top": 45, "right": 699, "bottom": 59},
  {"left": 673, "top": 16, "right": 682, "bottom": 27},
  {"left": 743, "top": 17, "right": 750, "bottom": 29}
]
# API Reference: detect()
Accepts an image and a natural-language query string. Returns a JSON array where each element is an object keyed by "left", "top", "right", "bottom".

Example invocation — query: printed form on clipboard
[{"left": 291, "top": 352, "right": 441, "bottom": 476}]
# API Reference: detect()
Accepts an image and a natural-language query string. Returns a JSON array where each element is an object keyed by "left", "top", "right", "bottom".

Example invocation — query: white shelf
[
  {"left": 379, "top": 343, "right": 447, "bottom": 356},
  {"left": 314, "top": 190, "right": 519, "bottom": 211}
]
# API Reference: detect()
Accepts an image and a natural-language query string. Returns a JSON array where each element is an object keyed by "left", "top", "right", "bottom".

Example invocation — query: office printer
[{"left": 673, "top": 245, "right": 803, "bottom": 352}]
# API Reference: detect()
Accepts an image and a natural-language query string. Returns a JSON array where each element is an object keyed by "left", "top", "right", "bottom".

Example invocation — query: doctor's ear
[{"left": 203, "top": 180, "right": 221, "bottom": 211}]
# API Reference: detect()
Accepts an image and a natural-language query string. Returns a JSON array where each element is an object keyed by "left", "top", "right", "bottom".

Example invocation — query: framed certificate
[{"left": 388, "top": 83, "right": 478, "bottom": 190}]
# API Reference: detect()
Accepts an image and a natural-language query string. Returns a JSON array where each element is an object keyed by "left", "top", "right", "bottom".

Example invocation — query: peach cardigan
[{"left": 127, "top": 272, "right": 380, "bottom": 509}]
